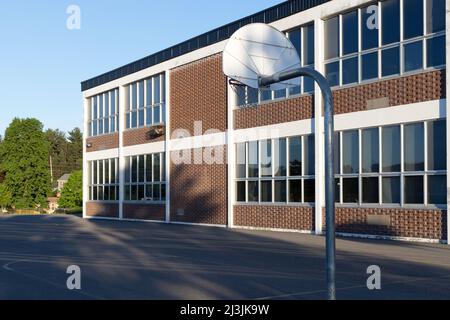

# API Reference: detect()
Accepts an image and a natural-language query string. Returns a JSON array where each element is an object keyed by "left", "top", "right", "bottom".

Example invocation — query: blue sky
[{"left": 0, "top": 0, "right": 282, "bottom": 136}]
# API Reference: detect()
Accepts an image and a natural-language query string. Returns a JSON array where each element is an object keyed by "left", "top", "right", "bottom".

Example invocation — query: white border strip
[
  {"left": 336, "top": 232, "right": 445, "bottom": 244},
  {"left": 85, "top": 148, "right": 119, "bottom": 161},
  {"left": 233, "top": 225, "right": 314, "bottom": 235}
]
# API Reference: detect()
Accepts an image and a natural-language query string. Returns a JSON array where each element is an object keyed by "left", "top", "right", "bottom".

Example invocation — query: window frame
[
  {"left": 88, "top": 89, "right": 119, "bottom": 137},
  {"left": 88, "top": 158, "right": 119, "bottom": 202}
]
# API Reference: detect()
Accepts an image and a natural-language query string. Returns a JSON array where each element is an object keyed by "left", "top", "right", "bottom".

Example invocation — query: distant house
[
  {"left": 46, "top": 197, "right": 59, "bottom": 214},
  {"left": 57, "top": 174, "right": 71, "bottom": 191}
]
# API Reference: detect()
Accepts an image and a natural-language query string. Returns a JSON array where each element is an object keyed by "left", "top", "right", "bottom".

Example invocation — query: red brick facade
[
  {"left": 123, "top": 203, "right": 165, "bottom": 221},
  {"left": 123, "top": 126, "right": 165, "bottom": 147},
  {"left": 86, "top": 133, "right": 119, "bottom": 152},
  {"left": 86, "top": 202, "right": 119, "bottom": 218}
]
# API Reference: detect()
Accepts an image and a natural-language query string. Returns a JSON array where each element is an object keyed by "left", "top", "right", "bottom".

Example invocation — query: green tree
[
  {"left": 58, "top": 170, "right": 82, "bottom": 208},
  {"left": 67, "top": 128, "right": 83, "bottom": 173},
  {"left": 0, "top": 118, "right": 51, "bottom": 209},
  {"left": 0, "top": 183, "right": 12, "bottom": 211}
]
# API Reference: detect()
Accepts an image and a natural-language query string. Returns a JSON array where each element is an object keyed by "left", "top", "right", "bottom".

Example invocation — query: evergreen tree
[{"left": 58, "top": 170, "right": 82, "bottom": 208}]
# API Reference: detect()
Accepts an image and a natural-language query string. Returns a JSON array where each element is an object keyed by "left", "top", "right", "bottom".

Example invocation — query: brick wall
[
  {"left": 170, "top": 146, "right": 227, "bottom": 225},
  {"left": 123, "top": 203, "right": 165, "bottom": 221},
  {"left": 333, "top": 70, "right": 445, "bottom": 115},
  {"left": 234, "top": 205, "right": 314, "bottom": 231},
  {"left": 234, "top": 95, "right": 314, "bottom": 129},
  {"left": 123, "top": 126, "right": 165, "bottom": 147},
  {"left": 86, "top": 202, "right": 119, "bottom": 218},
  {"left": 325, "top": 207, "right": 447, "bottom": 240},
  {"left": 86, "top": 133, "right": 119, "bottom": 152},
  {"left": 170, "top": 54, "right": 227, "bottom": 136}
]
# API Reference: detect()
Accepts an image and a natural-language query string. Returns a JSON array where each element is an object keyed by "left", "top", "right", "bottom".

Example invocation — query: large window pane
[
  {"left": 274, "top": 138, "right": 287, "bottom": 177},
  {"left": 382, "top": 177, "right": 400, "bottom": 203},
  {"left": 404, "top": 41, "right": 424, "bottom": 72},
  {"left": 382, "top": 126, "right": 401, "bottom": 172},
  {"left": 404, "top": 176, "right": 424, "bottom": 204},
  {"left": 382, "top": 46, "right": 400, "bottom": 76},
  {"left": 325, "top": 61, "right": 340, "bottom": 87},
  {"left": 342, "top": 57, "right": 358, "bottom": 85},
  {"left": 146, "top": 78, "right": 153, "bottom": 106},
  {"left": 260, "top": 89, "right": 272, "bottom": 102},
  {"left": 362, "top": 177, "right": 379, "bottom": 203},
  {"left": 237, "top": 181, "right": 246, "bottom": 202},
  {"left": 289, "top": 180, "right": 302, "bottom": 202},
  {"left": 303, "top": 24, "right": 315, "bottom": 65},
  {"left": 427, "top": 36, "right": 445, "bottom": 67},
  {"left": 304, "top": 135, "right": 315, "bottom": 176},
  {"left": 248, "top": 141, "right": 259, "bottom": 178},
  {"left": 261, "top": 181, "right": 272, "bottom": 202},
  {"left": 125, "top": 158, "right": 130, "bottom": 183},
  {"left": 382, "top": 0, "right": 400, "bottom": 45},
  {"left": 361, "top": 5, "right": 379, "bottom": 50},
  {"left": 428, "top": 120, "right": 446, "bottom": 170},
  {"left": 343, "top": 178, "right": 359, "bottom": 203},
  {"left": 428, "top": 175, "right": 446, "bottom": 204},
  {"left": 403, "top": 0, "right": 424, "bottom": 39},
  {"left": 289, "top": 137, "right": 302, "bottom": 176},
  {"left": 304, "top": 179, "right": 315, "bottom": 202},
  {"left": 131, "top": 156, "right": 138, "bottom": 183},
  {"left": 426, "top": 0, "right": 445, "bottom": 34},
  {"left": 154, "top": 154, "right": 161, "bottom": 182},
  {"left": 154, "top": 76, "right": 161, "bottom": 104},
  {"left": 288, "top": 28, "right": 301, "bottom": 58},
  {"left": 343, "top": 131, "right": 359, "bottom": 174},
  {"left": 146, "top": 155, "right": 153, "bottom": 182},
  {"left": 138, "top": 155, "right": 145, "bottom": 182},
  {"left": 139, "top": 81, "right": 144, "bottom": 108},
  {"left": 131, "top": 83, "right": 137, "bottom": 109},
  {"left": 261, "top": 140, "right": 272, "bottom": 177},
  {"left": 247, "top": 87, "right": 258, "bottom": 105},
  {"left": 362, "top": 128, "right": 379, "bottom": 173},
  {"left": 236, "top": 143, "right": 246, "bottom": 178},
  {"left": 342, "top": 10, "right": 358, "bottom": 55},
  {"left": 325, "top": 16, "right": 340, "bottom": 59},
  {"left": 404, "top": 123, "right": 424, "bottom": 171},
  {"left": 248, "top": 181, "right": 259, "bottom": 202},
  {"left": 275, "top": 180, "right": 287, "bottom": 202},
  {"left": 362, "top": 52, "right": 379, "bottom": 81}
]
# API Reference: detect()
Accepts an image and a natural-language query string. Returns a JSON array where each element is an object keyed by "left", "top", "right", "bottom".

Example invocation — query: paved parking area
[{"left": 0, "top": 214, "right": 449, "bottom": 300}]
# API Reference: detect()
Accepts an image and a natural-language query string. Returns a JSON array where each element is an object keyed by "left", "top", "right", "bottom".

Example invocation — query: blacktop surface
[{"left": 0, "top": 214, "right": 449, "bottom": 300}]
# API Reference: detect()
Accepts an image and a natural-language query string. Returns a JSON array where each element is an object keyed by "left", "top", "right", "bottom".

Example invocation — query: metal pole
[{"left": 259, "top": 68, "right": 336, "bottom": 300}]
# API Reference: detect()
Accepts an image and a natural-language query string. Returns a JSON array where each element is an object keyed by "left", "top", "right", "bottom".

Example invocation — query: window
[
  {"left": 324, "top": 0, "right": 445, "bottom": 87},
  {"left": 235, "top": 23, "right": 315, "bottom": 107},
  {"left": 125, "top": 73, "right": 165, "bottom": 129},
  {"left": 124, "top": 153, "right": 166, "bottom": 202},
  {"left": 335, "top": 119, "right": 446, "bottom": 206},
  {"left": 88, "top": 89, "right": 119, "bottom": 137},
  {"left": 236, "top": 135, "right": 315, "bottom": 204},
  {"left": 88, "top": 158, "right": 119, "bottom": 201}
]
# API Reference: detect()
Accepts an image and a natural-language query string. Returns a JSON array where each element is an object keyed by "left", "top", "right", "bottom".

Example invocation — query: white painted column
[
  {"left": 118, "top": 86, "right": 126, "bottom": 220},
  {"left": 446, "top": 0, "right": 450, "bottom": 244},
  {"left": 165, "top": 70, "right": 171, "bottom": 223},
  {"left": 314, "top": 18, "right": 325, "bottom": 235},
  {"left": 227, "top": 80, "right": 235, "bottom": 228},
  {"left": 82, "top": 98, "right": 89, "bottom": 219}
]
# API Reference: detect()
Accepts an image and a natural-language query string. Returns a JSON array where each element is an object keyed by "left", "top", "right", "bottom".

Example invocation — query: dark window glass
[
  {"left": 146, "top": 155, "right": 153, "bottom": 182},
  {"left": 93, "top": 161, "right": 98, "bottom": 184},
  {"left": 237, "top": 181, "right": 246, "bottom": 202},
  {"left": 382, "top": 177, "right": 400, "bottom": 203},
  {"left": 362, "top": 52, "right": 378, "bottom": 81},
  {"left": 303, "top": 24, "right": 315, "bottom": 65},
  {"left": 131, "top": 156, "right": 138, "bottom": 183},
  {"left": 404, "top": 41, "right": 424, "bottom": 72},
  {"left": 110, "top": 159, "right": 116, "bottom": 183},
  {"left": 260, "top": 90, "right": 272, "bottom": 102},
  {"left": 98, "top": 186, "right": 103, "bottom": 201},
  {"left": 139, "top": 81, "right": 144, "bottom": 108},
  {"left": 304, "top": 135, "right": 315, "bottom": 176},
  {"left": 131, "top": 83, "right": 137, "bottom": 109},
  {"left": 139, "top": 109, "right": 144, "bottom": 127},
  {"left": 334, "top": 133, "right": 340, "bottom": 174},
  {"left": 274, "top": 138, "right": 287, "bottom": 177},
  {"left": 342, "top": 10, "right": 358, "bottom": 55},
  {"left": 145, "top": 184, "right": 152, "bottom": 200},
  {"left": 275, "top": 180, "right": 287, "bottom": 202},
  {"left": 154, "top": 105, "right": 161, "bottom": 124},
  {"left": 247, "top": 87, "right": 259, "bottom": 104},
  {"left": 248, "top": 141, "right": 259, "bottom": 178},
  {"left": 304, "top": 76, "right": 315, "bottom": 93},
  {"left": 93, "top": 186, "right": 98, "bottom": 201},
  {"left": 404, "top": 123, "right": 424, "bottom": 171},
  {"left": 363, "top": 177, "right": 379, "bottom": 203},
  {"left": 154, "top": 76, "right": 161, "bottom": 104},
  {"left": 125, "top": 158, "right": 130, "bottom": 183},
  {"left": 288, "top": 28, "right": 301, "bottom": 58},
  {"left": 325, "top": 61, "right": 340, "bottom": 86},
  {"left": 361, "top": 5, "right": 379, "bottom": 50},
  {"left": 428, "top": 175, "right": 446, "bottom": 204},
  {"left": 98, "top": 160, "right": 103, "bottom": 184},
  {"left": 109, "top": 186, "right": 115, "bottom": 201},
  {"left": 427, "top": 36, "right": 445, "bottom": 67},
  {"left": 138, "top": 155, "right": 145, "bottom": 182},
  {"left": 382, "top": 0, "right": 400, "bottom": 45},
  {"left": 124, "top": 185, "right": 130, "bottom": 201},
  {"left": 261, "top": 181, "right": 272, "bottom": 202},
  {"left": 236, "top": 143, "right": 246, "bottom": 178},
  {"left": 426, "top": 0, "right": 445, "bottom": 34},
  {"left": 146, "top": 78, "right": 152, "bottom": 106},
  {"left": 362, "top": 128, "right": 379, "bottom": 173},
  {"left": 289, "top": 179, "right": 302, "bottom": 202},
  {"left": 343, "top": 130, "right": 359, "bottom": 174},
  {"left": 404, "top": 176, "right": 424, "bottom": 204},
  {"left": 93, "top": 97, "right": 98, "bottom": 119},
  {"left": 131, "top": 110, "right": 137, "bottom": 128},
  {"left": 138, "top": 185, "right": 145, "bottom": 201},
  {"left": 335, "top": 178, "right": 341, "bottom": 203},
  {"left": 343, "top": 178, "right": 359, "bottom": 203},
  {"left": 289, "top": 137, "right": 302, "bottom": 176},
  {"left": 236, "top": 85, "right": 246, "bottom": 106},
  {"left": 105, "top": 160, "right": 110, "bottom": 184},
  {"left": 304, "top": 179, "right": 315, "bottom": 202},
  {"left": 289, "top": 82, "right": 301, "bottom": 96},
  {"left": 428, "top": 120, "right": 446, "bottom": 170},
  {"left": 325, "top": 16, "right": 340, "bottom": 59},
  {"left": 161, "top": 153, "right": 166, "bottom": 181},
  {"left": 153, "top": 184, "right": 160, "bottom": 201},
  {"left": 261, "top": 140, "right": 272, "bottom": 177},
  {"left": 382, "top": 46, "right": 400, "bottom": 76},
  {"left": 248, "top": 181, "right": 259, "bottom": 202},
  {"left": 382, "top": 126, "right": 401, "bottom": 172},
  {"left": 342, "top": 57, "right": 358, "bottom": 85},
  {"left": 403, "top": 0, "right": 424, "bottom": 39},
  {"left": 274, "top": 89, "right": 286, "bottom": 99},
  {"left": 98, "top": 118, "right": 103, "bottom": 135},
  {"left": 161, "top": 184, "right": 166, "bottom": 201},
  {"left": 154, "top": 154, "right": 161, "bottom": 182},
  {"left": 126, "top": 113, "right": 130, "bottom": 129}
]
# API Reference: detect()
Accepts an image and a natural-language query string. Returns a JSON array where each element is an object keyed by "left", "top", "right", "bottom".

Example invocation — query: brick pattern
[
  {"left": 170, "top": 146, "right": 227, "bottom": 225},
  {"left": 123, "top": 126, "right": 165, "bottom": 147},
  {"left": 234, "top": 205, "right": 314, "bottom": 231},
  {"left": 86, "top": 133, "right": 119, "bottom": 152},
  {"left": 86, "top": 202, "right": 119, "bottom": 218},
  {"left": 170, "top": 54, "right": 227, "bottom": 136},
  {"left": 123, "top": 203, "right": 165, "bottom": 221},
  {"left": 234, "top": 95, "right": 314, "bottom": 129},
  {"left": 325, "top": 207, "right": 448, "bottom": 240},
  {"left": 334, "top": 70, "right": 446, "bottom": 115}
]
